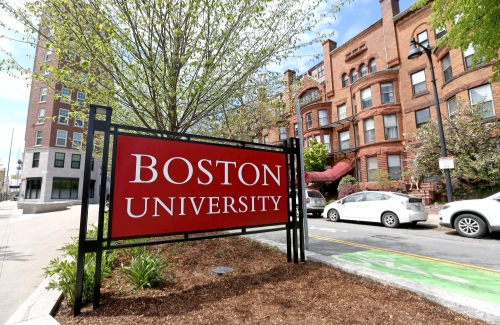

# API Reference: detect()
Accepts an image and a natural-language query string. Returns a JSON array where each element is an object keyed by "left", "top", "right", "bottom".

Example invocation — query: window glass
[
  {"left": 469, "top": 84, "right": 495, "bottom": 118},
  {"left": 366, "top": 156, "right": 378, "bottom": 181},
  {"left": 337, "top": 104, "right": 347, "bottom": 120},
  {"left": 344, "top": 193, "right": 364, "bottom": 203},
  {"left": 342, "top": 74, "right": 348, "bottom": 87},
  {"left": 52, "top": 178, "right": 79, "bottom": 199},
  {"left": 350, "top": 69, "right": 358, "bottom": 83},
  {"left": 369, "top": 59, "right": 376, "bottom": 73},
  {"left": 32, "top": 152, "right": 40, "bottom": 168},
  {"left": 56, "top": 130, "right": 67, "bottom": 146},
  {"left": 300, "top": 88, "right": 320, "bottom": 106},
  {"left": 71, "top": 154, "right": 81, "bottom": 169},
  {"left": 435, "top": 27, "right": 447, "bottom": 39},
  {"left": 37, "top": 109, "right": 45, "bottom": 124},
  {"left": 417, "top": 30, "right": 429, "bottom": 48},
  {"left": 307, "top": 190, "right": 324, "bottom": 198},
  {"left": 44, "top": 49, "right": 52, "bottom": 61},
  {"left": 252, "top": 138, "right": 259, "bottom": 143},
  {"left": 73, "top": 132, "right": 83, "bottom": 148},
  {"left": 415, "top": 108, "right": 431, "bottom": 128},
  {"left": 411, "top": 70, "right": 426, "bottom": 95},
  {"left": 58, "top": 108, "right": 69, "bottom": 124},
  {"left": 35, "top": 130, "right": 42, "bottom": 146},
  {"left": 77, "top": 92, "right": 86, "bottom": 106},
  {"left": 317, "top": 64, "right": 324, "bottom": 78},
  {"left": 442, "top": 54, "right": 453, "bottom": 82},
  {"left": 323, "top": 134, "right": 330, "bottom": 153},
  {"left": 306, "top": 113, "right": 313, "bottom": 129},
  {"left": 387, "top": 154, "right": 402, "bottom": 180},
  {"left": 353, "top": 95, "right": 357, "bottom": 114},
  {"left": 383, "top": 114, "right": 398, "bottom": 140},
  {"left": 61, "top": 88, "right": 71, "bottom": 103},
  {"left": 318, "top": 110, "right": 328, "bottom": 126},
  {"left": 361, "top": 87, "right": 372, "bottom": 109},
  {"left": 26, "top": 178, "right": 42, "bottom": 199},
  {"left": 381, "top": 83, "right": 395, "bottom": 104},
  {"left": 264, "top": 135, "right": 269, "bottom": 144},
  {"left": 279, "top": 127, "right": 287, "bottom": 140},
  {"left": 364, "top": 118, "right": 375, "bottom": 143},
  {"left": 40, "top": 88, "right": 47, "bottom": 102},
  {"left": 360, "top": 64, "right": 367, "bottom": 77},
  {"left": 447, "top": 97, "right": 457, "bottom": 117},
  {"left": 75, "top": 113, "right": 84, "bottom": 127},
  {"left": 339, "top": 130, "right": 350, "bottom": 150},
  {"left": 54, "top": 152, "right": 65, "bottom": 168},
  {"left": 294, "top": 124, "right": 298, "bottom": 137},
  {"left": 365, "top": 192, "right": 386, "bottom": 201}
]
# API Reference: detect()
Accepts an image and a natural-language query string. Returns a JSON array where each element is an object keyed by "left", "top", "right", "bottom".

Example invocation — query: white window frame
[
  {"left": 411, "top": 70, "right": 427, "bottom": 95},
  {"left": 37, "top": 109, "right": 45, "bottom": 124},
  {"left": 252, "top": 138, "right": 259, "bottom": 143},
  {"left": 72, "top": 132, "right": 83, "bottom": 148},
  {"left": 383, "top": 114, "right": 398, "bottom": 140},
  {"left": 323, "top": 134, "right": 331, "bottom": 153},
  {"left": 43, "top": 68, "right": 49, "bottom": 76},
  {"left": 74, "top": 113, "right": 84, "bottom": 127},
  {"left": 39, "top": 87, "right": 47, "bottom": 102},
  {"left": 35, "top": 130, "right": 42, "bottom": 146},
  {"left": 350, "top": 69, "right": 358, "bottom": 83},
  {"left": 447, "top": 97, "right": 457, "bottom": 117},
  {"left": 337, "top": 104, "right": 347, "bottom": 120},
  {"left": 317, "top": 64, "right": 324, "bottom": 78},
  {"left": 58, "top": 108, "right": 69, "bottom": 125},
  {"left": 369, "top": 59, "right": 376, "bottom": 73},
  {"left": 318, "top": 110, "right": 328, "bottom": 126},
  {"left": 279, "top": 127, "right": 287, "bottom": 140},
  {"left": 415, "top": 108, "right": 431, "bottom": 128},
  {"left": 435, "top": 26, "right": 447, "bottom": 39},
  {"left": 380, "top": 83, "right": 395, "bottom": 104},
  {"left": 469, "top": 84, "right": 495, "bottom": 119},
  {"left": 387, "top": 154, "right": 402, "bottom": 180},
  {"left": 44, "top": 49, "right": 52, "bottom": 61},
  {"left": 56, "top": 130, "right": 67, "bottom": 147},
  {"left": 61, "top": 88, "right": 71, "bottom": 104},
  {"left": 77, "top": 92, "right": 86, "bottom": 106},
  {"left": 361, "top": 87, "right": 372, "bottom": 109},
  {"left": 366, "top": 156, "right": 379, "bottom": 181},
  {"left": 339, "top": 130, "right": 350, "bottom": 150},
  {"left": 264, "top": 135, "right": 269, "bottom": 144},
  {"left": 442, "top": 53, "right": 453, "bottom": 82},
  {"left": 306, "top": 113, "right": 313, "bottom": 129},
  {"left": 65, "top": 52, "right": 76, "bottom": 62},
  {"left": 364, "top": 118, "right": 375, "bottom": 143},
  {"left": 342, "top": 74, "right": 348, "bottom": 87}
]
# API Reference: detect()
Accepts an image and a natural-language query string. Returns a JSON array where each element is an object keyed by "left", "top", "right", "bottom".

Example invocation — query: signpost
[{"left": 73, "top": 105, "right": 306, "bottom": 316}]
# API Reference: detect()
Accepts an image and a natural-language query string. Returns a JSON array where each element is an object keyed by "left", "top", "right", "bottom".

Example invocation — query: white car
[
  {"left": 439, "top": 191, "right": 500, "bottom": 238},
  {"left": 323, "top": 191, "right": 427, "bottom": 228}
]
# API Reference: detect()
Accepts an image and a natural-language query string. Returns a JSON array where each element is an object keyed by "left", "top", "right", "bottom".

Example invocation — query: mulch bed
[{"left": 56, "top": 236, "right": 487, "bottom": 324}]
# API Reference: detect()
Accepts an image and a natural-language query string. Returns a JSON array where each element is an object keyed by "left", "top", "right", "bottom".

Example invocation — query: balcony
[
  {"left": 320, "top": 115, "right": 356, "bottom": 129},
  {"left": 329, "top": 135, "right": 360, "bottom": 155}
]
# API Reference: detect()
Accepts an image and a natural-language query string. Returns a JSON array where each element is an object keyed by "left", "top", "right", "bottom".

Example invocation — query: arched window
[
  {"left": 369, "top": 59, "right": 377, "bottom": 73},
  {"left": 299, "top": 88, "right": 320, "bottom": 106},
  {"left": 359, "top": 64, "right": 367, "bottom": 77},
  {"left": 342, "top": 73, "right": 349, "bottom": 87},
  {"left": 350, "top": 69, "right": 358, "bottom": 83}
]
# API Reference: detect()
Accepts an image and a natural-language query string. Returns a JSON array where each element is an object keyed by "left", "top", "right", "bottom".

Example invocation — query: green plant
[
  {"left": 337, "top": 175, "right": 359, "bottom": 192},
  {"left": 121, "top": 252, "right": 171, "bottom": 290},
  {"left": 216, "top": 250, "right": 224, "bottom": 258},
  {"left": 369, "top": 169, "right": 393, "bottom": 188},
  {"left": 303, "top": 139, "right": 328, "bottom": 172},
  {"left": 268, "top": 246, "right": 279, "bottom": 252},
  {"left": 326, "top": 198, "right": 338, "bottom": 205}
]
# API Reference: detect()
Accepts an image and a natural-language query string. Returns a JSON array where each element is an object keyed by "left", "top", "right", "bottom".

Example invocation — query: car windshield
[{"left": 307, "top": 190, "right": 324, "bottom": 198}]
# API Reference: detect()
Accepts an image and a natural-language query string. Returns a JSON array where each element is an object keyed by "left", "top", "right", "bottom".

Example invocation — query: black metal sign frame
[{"left": 74, "top": 105, "right": 306, "bottom": 316}]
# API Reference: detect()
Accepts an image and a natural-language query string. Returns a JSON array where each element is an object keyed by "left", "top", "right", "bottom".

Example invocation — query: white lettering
[
  {"left": 153, "top": 197, "right": 174, "bottom": 216},
  {"left": 238, "top": 196, "right": 248, "bottom": 213},
  {"left": 223, "top": 197, "right": 237, "bottom": 213},
  {"left": 250, "top": 196, "right": 256, "bottom": 212},
  {"left": 126, "top": 197, "right": 149, "bottom": 218},
  {"left": 270, "top": 196, "right": 281, "bottom": 210},
  {"left": 190, "top": 197, "right": 206, "bottom": 215},
  {"left": 130, "top": 155, "right": 157, "bottom": 183},
  {"left": 179, "top": 197, "right": 186, "bottom": 215},
  {"left": 258, "top": 196, "right": 270, "bottom": 211},
  {"left": 197, "top": 159, "right": 213, "bottom": 185},
  {"left": 262, "top": 165, "right": 281, "bottom": 186},
  {"left": 238, "top": 163, "right": 260, "bottom": 186},
  {"left": 216, "top": 161, "right": 236, "bottom": 185},
  {"left": 208, "top": 197, "right": 220, "bottom": 214},
  {"left": 163, "top": 157, "right": 193, "bottom": 184}
]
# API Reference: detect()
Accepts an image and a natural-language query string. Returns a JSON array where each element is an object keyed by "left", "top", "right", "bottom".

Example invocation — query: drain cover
[
  {"left": 372, "top": 235, "right": 403, "bottom": 241},
  {"left": 211, "top": 266, "right": 234, "bottom": 276}
]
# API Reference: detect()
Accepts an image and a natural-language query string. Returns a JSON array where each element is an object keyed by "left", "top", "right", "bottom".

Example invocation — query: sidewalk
[{"left": 0, "top": 201, "right": 98, "bottom": 324}]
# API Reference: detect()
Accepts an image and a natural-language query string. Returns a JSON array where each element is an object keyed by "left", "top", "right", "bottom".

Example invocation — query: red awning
[{"left": 304, "top": 160, "right": 354, "bottom": 183}]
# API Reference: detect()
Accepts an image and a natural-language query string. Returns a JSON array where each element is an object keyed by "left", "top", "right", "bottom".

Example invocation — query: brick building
[
  {"left": 277, "top": 0, "right": 499, "bottom": 202},
  {"left": 20, "top": 30, "right": 102, "bottom": 203}
]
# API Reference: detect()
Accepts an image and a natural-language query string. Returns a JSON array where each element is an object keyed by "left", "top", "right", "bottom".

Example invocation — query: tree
[
  {"left": 411, "top": 0, "right": 500, "bottom": 81},
  {"left": 403, "top": 100, "right": 500, "bottom": 198},
  {"left": 0, "top": 0, "right": 341, "bottom": 135},
  {"left": 369, "top": 169, "right": 392, "bottom": 189},
  {"left": 303, "top": 139, "right": 327, "bottom": 172}
]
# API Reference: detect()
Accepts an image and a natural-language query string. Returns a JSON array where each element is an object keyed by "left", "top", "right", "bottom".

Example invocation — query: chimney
[
  {"left": 322, "top": 39, "right": 337, "bottom": 98},
  {"left": 380, "top": 0, "right": 400, "bottom": 67},
  {"left": 283, "top": 70, "right": 297, "bottom": 113}
]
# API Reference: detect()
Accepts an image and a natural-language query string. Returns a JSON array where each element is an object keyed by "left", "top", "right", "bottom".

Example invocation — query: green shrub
[
  {"left": 326, "top": 198, "right": 337, "bottom": 205},
  {"left": 337, "top": 175, "right": 359, "bottom": 192},
  {"left": 121, "top": 252, "right": 171, "bottom": 290}
]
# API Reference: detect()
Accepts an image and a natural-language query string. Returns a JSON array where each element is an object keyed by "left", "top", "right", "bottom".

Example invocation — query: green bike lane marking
[{"left": 333, "top": 250, "right": 500, "bottom": 305}]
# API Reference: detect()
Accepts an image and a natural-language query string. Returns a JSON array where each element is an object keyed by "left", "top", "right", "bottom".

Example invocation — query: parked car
[
  {"left": 290, "top": 189, "right": 326, "bottom": 217},
  {"left": 439, "top": 192, "right": 500, "bottom": 238},
  {"left": 323, "top": 191, "right": 427, "bottom": 228}
]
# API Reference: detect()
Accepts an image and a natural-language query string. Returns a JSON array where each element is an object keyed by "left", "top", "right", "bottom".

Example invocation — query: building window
[
  {"left": 65, "top": 52, "right": 76, "bottom": 62},
  {"left": 360, "top": 64, "right": 367, "bottom": 77},
  {"left": 435, "top": 27, "right": 447, "bottom": 39},
  {"left": 299, "top": 88, "right": 320, "bottom": 106},
  {"left": 337, "top": 104, "right": 347, "bottom": 120},
  {"left": 361, "top": 87, "right": 372, "bottom": 109},
  {"left": 380, "top": 83, "right": 395, "bottom": 104},
  {"left": 383, "top": 114, "right": 398, "bottom": 140},
  {"left": 364, "top": 118, "right": 375, "bottom": 143},
  {"left": 56, "top": 130, "right": 67, "bottom": 146},
  {"left": 294, "top": 124, "right": 298, "bottom": 137},
  {"left": 37, "top": 109, "right": 45, "bottom": 124},
  {"left": 32, "top": 152, "right": 40, "bottom": 167},
  {"left": 54, "top": 152, "right": 65, "bottom": 168},
  {"left": 264, "top": 135, "right": 269, "bottom": 144},
  {"left": 387, "top": 154, "right": 402, "bottom": 180},
  {"left": 411, "top": 70, "right": 427, "bottom": 95},
  {"left": 350, "top": 69, "right": 358, "bottom": 83},
  {"left": 40, "top": 87, "right": 47, "bottom": 102},
  {"left": 306, "top": 113, "right": 313, "bottom": 129},
  {"left": 369, "top": 59, "right": 376, "bottom": 73},
  {"left": 26, "top": 178, "right": 42, "bottom": 199},
  {"left": 61, "top": 88, "right": 71, "bottom": 103},
  {"left": 35, "top": 130, "right": 42, "bottom": 146},
  {"left": 77, "top": 92, "right": 86, "bottom": 106},
  {"left": 58, "top": 108, "right": 69, "bottom": 124},
  {"left": 447, "top": 97, "right": 457, "bottom": 117},
  {"left": 317, "top": 64, "right": 324, "bottom": 78},
  {"left": 315, "top": 135, "right": 320, "bottom": 143},
  {"left": 75, "top": 113, "right": 84, "bottom": 127},
  {"left": 51, "top": 178, "right": 79, "bottom": 199},
  {"left": 323, "top": 134, "right": 330, "bottom": 153},
  {"left": 339, "top": 130, "right": 350, "bottom": 150},
  {"left": 342, "top": 73, "right": 348, "bottom": 87},
  {"left": 417, "top": 30, "right": 429, "bottom": 48},
  {"left": 71, "top": 154, "right": 81, "bottom": 169},
  {"left": 415, "top": 108, "right": 431, "bottom": 128},
  {"left": 353, "top": 95, "right": 357, "bottom": 114},
  {"left": 43, "top": 68, "right": 49, "bottom": 76},
  {"left": 318, "top": 110, "right": 328, "bottom": 126},
  {"left": 469, "top": 84, "right": 495, "bottom": 118},
  {"left": 73, "top": 132, "right": 83, "bottom": 148},
  {"left": 44, "top": 49, "right": 52, "bottom": 61},
  {"left": 279, "top": 127, "right": 287, "bottom": 140},
  {"left": 366, "top": 156, "right": 378, "bottom": 181},
  {"left": 252, "top": 138, "right": 259, "bottom": 143},
  {"left": 442, "top": 53, "right": 453, "bottom": 82}
]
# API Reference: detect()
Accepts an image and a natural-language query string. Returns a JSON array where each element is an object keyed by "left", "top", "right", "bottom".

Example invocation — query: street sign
[{"left": 439, "top": 157, "right": 454, "bottom": 169}]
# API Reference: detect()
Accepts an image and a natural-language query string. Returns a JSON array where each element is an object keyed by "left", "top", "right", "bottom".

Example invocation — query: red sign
[{"left": 111, "top": 134, "right": 289, "bottom": 238}]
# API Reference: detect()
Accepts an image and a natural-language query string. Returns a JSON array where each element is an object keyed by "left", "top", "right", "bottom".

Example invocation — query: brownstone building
[{"left": 276, "top": 0, "right": 499, "bottom": 202}]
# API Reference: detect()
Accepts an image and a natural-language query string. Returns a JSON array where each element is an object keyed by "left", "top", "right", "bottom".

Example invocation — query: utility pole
[
  {"left": 5, "top": 129, "right": 14, "bottom": 199},
  {"left": 295, "top": 100, "right": 309, "bottom": 250}
]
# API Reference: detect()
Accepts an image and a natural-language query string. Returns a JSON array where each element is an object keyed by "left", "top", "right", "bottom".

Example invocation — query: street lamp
[{"left": 407, "top": 37, "right": 453, "bottom": 202}]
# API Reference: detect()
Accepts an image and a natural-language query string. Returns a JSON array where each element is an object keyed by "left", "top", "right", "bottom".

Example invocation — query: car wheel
[
  {"left": 454, "top": 214, "right": 488, "bottom": 238},
  {"left": 327, "top": 209, "right": 340, "bottom": 222},
  {"left": 381, "top": 212, "right": 400, "bottom": 228}
]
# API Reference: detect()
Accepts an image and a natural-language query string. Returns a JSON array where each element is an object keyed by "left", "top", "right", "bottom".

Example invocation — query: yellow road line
[{"left": 310, "top": 234, "right": 500, "bottom": 275}]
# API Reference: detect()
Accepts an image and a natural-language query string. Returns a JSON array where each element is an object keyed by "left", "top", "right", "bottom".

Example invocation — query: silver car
[{"left": 290, "top": 189, "right": 326, "bottom": 217}]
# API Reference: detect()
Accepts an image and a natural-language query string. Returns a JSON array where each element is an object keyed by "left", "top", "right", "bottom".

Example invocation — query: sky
[{"left": 0, "top": 0, "right": 414, "bottom": 176}]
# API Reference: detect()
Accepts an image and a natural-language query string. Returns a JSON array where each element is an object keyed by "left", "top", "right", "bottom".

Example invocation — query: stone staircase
[{"left": 402, "top": 183, "right": 438, "bottom": 205}]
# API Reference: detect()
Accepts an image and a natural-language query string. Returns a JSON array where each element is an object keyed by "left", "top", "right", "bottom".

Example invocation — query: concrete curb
[{"left": 7, "top": 236, "right": 500, "bottom": 325}]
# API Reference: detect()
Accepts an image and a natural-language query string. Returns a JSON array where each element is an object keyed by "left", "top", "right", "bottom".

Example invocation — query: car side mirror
[{"left": 340, "top": 199, "right": 345, "bottom": 204}]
